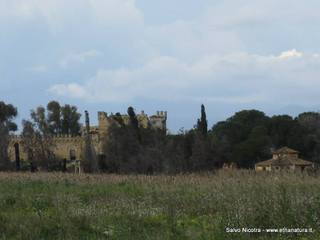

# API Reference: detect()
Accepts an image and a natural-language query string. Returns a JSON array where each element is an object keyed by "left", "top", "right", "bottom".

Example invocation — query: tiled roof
[
  {"left": 272, "top": 147, "right": 299, "bottom": 154},
  {"left": 256, "top": 157, "right": 313, "bottom": 167}
]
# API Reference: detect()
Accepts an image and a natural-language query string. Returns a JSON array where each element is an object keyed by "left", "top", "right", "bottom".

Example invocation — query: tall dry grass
[{"left": 0, "top": 170, "right": 319, "bottom": 239}]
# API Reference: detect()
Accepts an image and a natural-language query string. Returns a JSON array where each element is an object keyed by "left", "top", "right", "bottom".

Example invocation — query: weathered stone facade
[
  {"left": 8, "top": 110, "right": 167, "bottom": 166},
  {"left": 255, "top": 147, "right": 314, "bottom": 172}
]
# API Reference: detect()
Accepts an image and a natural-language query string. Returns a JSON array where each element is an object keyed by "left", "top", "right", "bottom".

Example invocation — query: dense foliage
[
  {"left": 101, "top": 107, "right": 166, "bottom": 174},
  {"left": 32, "top": 101, "right": 82, "bottom": 135},
  {"left": 211, "top": 110, "right": 320, "bottom": 168}
]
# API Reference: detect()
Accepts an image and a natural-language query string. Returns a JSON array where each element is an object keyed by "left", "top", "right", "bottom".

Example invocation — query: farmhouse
[{"left": 255, "top": 147, "right": 314, "bottom": 172}]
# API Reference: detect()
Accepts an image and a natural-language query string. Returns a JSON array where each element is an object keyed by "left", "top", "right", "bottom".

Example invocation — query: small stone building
[{"left": 255, "top": 147, "right": 314, "bottom": 172}]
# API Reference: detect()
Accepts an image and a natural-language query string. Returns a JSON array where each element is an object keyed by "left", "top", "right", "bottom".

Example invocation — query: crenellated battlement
[
  {"left": 54, "top": 134, "right": 81, "bottom": 138},
  {"left": 52, "top": 135, "right": 83, "bottom": 144},
  {"left": 151, "top": 111, "right": 167, "bottom": 119},
  {"left": 9, "top": 134, "right": 82, "bottom": 140},
  {"left": 9, "top": 134, "right": 84, "bottom": 146},
  {"left": 97, "top": 110, "right": 167, "bottom": 132},
  {"left": 9, "top": 135, "right": 22, "bottom": 140},
  {"left": 9, "top": 133, "right": 98, "bottom": 142}
]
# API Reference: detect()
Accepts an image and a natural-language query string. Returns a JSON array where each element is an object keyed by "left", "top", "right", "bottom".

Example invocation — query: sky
[{"left": 1, "top": 0, "right": 320, "bottom": 132}]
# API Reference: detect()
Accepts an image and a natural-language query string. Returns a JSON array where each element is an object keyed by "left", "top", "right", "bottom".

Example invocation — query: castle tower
[
  {"left": 98, "top": 111, "right": 110, "bottom": 133},
  {"left": 149, "top": 110, "right": 167, "bottom": 131}
]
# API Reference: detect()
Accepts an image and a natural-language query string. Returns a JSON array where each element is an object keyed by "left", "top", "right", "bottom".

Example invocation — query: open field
[{"left": 0, "top": 171, "right": 319, "bottom": 240}]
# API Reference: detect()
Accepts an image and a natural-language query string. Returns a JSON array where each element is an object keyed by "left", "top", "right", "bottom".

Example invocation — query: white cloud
[
  {"left": 60, "top": 50, "right": 102, "bottom": 68},
  {"left": 278, "top": 49, "right": 303, "bottom": 59},
  {"left": 49, "top": 50, "right": 320, "bottom": 105},
  {"left": 48, "top": 83, "right": 88, "bottom": 99}
]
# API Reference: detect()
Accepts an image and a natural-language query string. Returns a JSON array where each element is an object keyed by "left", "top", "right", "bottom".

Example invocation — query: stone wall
[
  {"left": 8, "top": 135, "right": 85, "bottom": 162},
  {"left": 7, "top": 110, "right": 167, "bottom": 163}
]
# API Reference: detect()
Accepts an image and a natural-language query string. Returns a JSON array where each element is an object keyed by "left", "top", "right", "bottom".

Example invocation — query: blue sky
[{"left": 1, "top": 0, "right": 320, "bottom": 132}]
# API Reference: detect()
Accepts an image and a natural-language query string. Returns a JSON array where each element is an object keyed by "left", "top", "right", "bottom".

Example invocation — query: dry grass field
[{"left": 0, "top": 171, "right": 319, "bottom": 239}]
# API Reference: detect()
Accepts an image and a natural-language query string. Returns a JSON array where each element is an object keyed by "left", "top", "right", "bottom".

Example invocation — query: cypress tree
[
  {"left": 127, "top": 107, "right": 139, "bottom": 130},
  {"left": 127, "top": 106, "right": 141, "bottom": 143},
  {"left": 197, "top": 104, "right": 208, "bottom": 136}
]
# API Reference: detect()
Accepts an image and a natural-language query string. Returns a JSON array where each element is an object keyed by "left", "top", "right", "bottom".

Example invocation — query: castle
[{"left": 7, "top": 110, "right": 167, "bottom": 169}]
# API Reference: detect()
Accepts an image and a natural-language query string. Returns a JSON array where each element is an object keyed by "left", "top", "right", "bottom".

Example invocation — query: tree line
[{"left": 1, "top": 100, "right": 320, "bottom": 173}]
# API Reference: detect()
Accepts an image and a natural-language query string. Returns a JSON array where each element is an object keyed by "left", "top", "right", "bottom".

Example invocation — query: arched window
[{"left": 70, "top": 149, "right": 76, "bottom": 160}]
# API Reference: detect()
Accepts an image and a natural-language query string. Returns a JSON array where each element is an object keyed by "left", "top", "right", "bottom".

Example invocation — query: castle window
[{"left": 70, "top": 149, "right": 76, "bottom": 160}]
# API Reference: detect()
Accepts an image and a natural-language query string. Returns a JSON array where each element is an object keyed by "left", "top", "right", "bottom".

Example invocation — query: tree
[
  {"left": 31, "top": 106, "right": 49, "bottom": 134},
  {"left": 232, "top": 126, "right": 271, "bottom": 168},
  {"left": 128, "top": 107, "right": 139, "bottom": 129},
  {"left": 127, "top": 106, "right": 141, "bottom": 142},
  {"left": 30, "top": 101, "right": 81, "bottom": 136},
  {"left": 211, "top": 110, "right": 270, "bottom": 168},
  {"left": 162, "top": 133, "right": 186, "bottom": 173},
  {"left": 61, "top": 104, "right": 81, "bottom": 135},
  {"left": 296, "top": 112, "right": 320, "bottom": 164},
  {"left": 191, "top": 104, "right": 212, "bottom": 170},
  {"left": 267, "top": 115, "right": 302, "bottom": 149},
  {"left": 21, "top": 120, "right": 41, "bottom": 170},
  {"left": 0, "top": 101, "right": 17, "bottom": 170},
  {"left": 47, "top": 101, "right": 61, "bottom": 134},
  {"left": 197, "top": 104, "right": 208, "bottom": 136},
  {"left": 191, "top": 133, "right": 212, "bottom": 170},
  {"left": 101, "top": 107, "right": 169, "bottom": 174},
  {"left": 102, "top": 120, "right": 140, "bottom": 173},
  {"left": 113, "top": 112, "right": 125, "bottom": 127},
  {"left": 297, "top": 112, "right": 320, "bottom": 131},
  {"left": 21, "top": 118, "right": 55, "bottom": 171},
  {"left": 0, "top": 102, "right": 17, "bottom": 130}
]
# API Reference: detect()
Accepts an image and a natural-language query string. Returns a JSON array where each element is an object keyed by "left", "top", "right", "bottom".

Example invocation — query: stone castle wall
[
  {"left": 8, "top": 135, "right": 84, "bottom": 162},
  {"left": 8, "top": 110, "right": 167, "bottom": 163}
]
